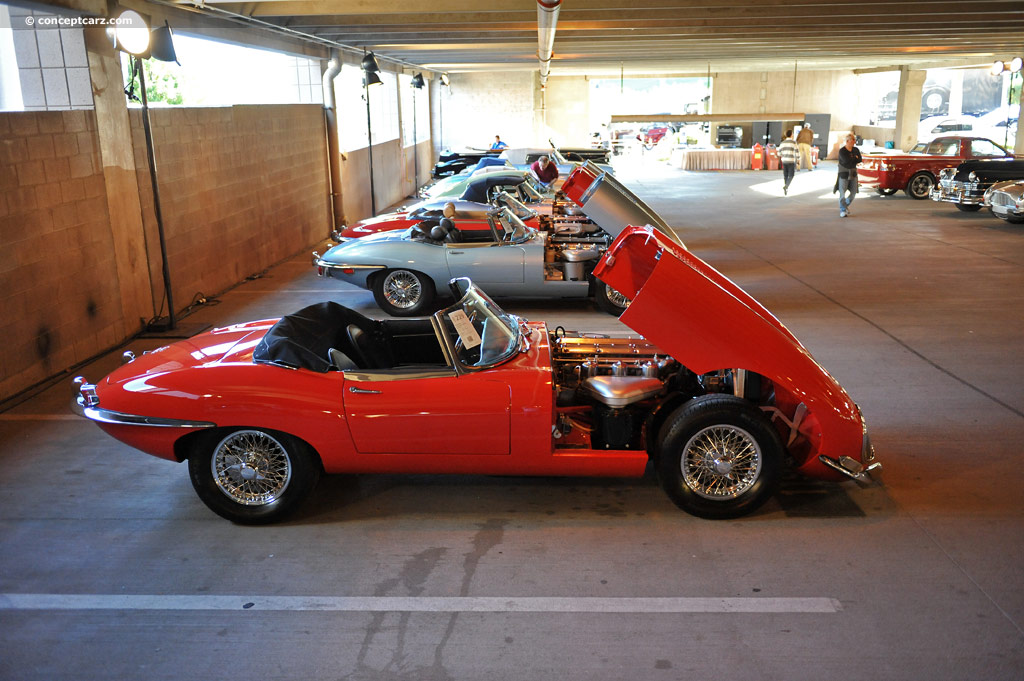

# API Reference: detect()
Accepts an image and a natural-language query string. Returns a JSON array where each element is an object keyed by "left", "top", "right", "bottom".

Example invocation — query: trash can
[
  {"left": 751, "top": 143, "right": 764, "bottom": 170},
  {"left": 765, "top": 144, "right": 780, "bottom": 170}
]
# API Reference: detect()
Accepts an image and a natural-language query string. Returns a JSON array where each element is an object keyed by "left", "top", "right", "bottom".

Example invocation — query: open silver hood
[{"left": 560, "top": 161, "right": 684, "bottom": 246}]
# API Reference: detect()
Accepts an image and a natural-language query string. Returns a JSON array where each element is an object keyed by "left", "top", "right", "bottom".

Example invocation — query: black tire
[
  {"left": 372, "top": 269, "right": 436, "bottom": 316},
  {"left": 955, "top": 203, "right": 982, "bottom": 212},
  {"left": 905, "top": 172, "right": 934, "bottom": 199},
  {"left": 993, "top": 211, "right": 1024, "bottom": 224},
  {"left": 188, "top": 428, "right": 321, "bottom": 524},
  {"left": 656, "top": 395, "right": 783, "bottom": 519},
  {"left": 594, "top": 281, "right": 630, "bottom": 316},
  {"left": 876, "top": 188, "right": 898, "bottom": 196}
]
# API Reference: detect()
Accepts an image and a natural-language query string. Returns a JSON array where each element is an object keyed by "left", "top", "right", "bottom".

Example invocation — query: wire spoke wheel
[
  {"left": 212, "top": 430, "right": 292, "bottom": 506},
  {"left": 681, "top": 425, "right": 762, "bottom": 500},
  {"left": 656, "top": 394, "right": 782, "bottom": 518},
  {"left": 606, "top": 286, "right": 631, "bottom": 309},
  {"left": 383, "top": 270, "right": 422, "bottom": 309}
]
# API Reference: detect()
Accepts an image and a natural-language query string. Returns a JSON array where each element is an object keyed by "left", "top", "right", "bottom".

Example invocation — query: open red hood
[{"left": 595, "top": 225, "right": 865, "bottom": 475}]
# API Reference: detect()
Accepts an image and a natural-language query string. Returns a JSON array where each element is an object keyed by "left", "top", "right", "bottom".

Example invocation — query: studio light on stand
[
  {"left": 410, "top": 73, "right": 424, "bottom": 196},
  {"left": 362, "top": 52, "right": 382, "bottom": 216},
  {"left": 110, "top": 10, "right": 180, "bottom": 332}
]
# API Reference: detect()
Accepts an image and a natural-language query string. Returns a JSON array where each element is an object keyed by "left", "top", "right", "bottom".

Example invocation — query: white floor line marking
[{"left": 0, "top": 595, "right": 841, "bottom": 613}]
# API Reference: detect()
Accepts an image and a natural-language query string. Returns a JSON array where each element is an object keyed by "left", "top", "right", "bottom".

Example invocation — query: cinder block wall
[
  {"left": 1, "top": 105, "right": 332, "bottom": 402},
  {"left": 130, "top": 105, "right": 331, "bottom": 310},
  {"left": 0, "top": 111, "right": 124, "bottom": 400}
]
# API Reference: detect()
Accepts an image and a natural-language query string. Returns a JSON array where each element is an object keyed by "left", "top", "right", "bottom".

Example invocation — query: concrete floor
[{"left": 1, "top": 159, "right": 1022, "bottom": 680}]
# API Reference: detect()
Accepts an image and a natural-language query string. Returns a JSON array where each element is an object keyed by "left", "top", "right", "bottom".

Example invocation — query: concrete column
[
  {"left": 893, "top": 67, "right": 925, "bottom": 151},
  {"left": 83, "top": 27, "right": 155, "bottom": 333}
]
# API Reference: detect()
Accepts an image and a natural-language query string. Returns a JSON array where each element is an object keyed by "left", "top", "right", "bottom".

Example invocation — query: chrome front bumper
[
  {"left": 71, "top": 377, "right": 215, "bottom": 429},
  {"left": 818, "top": 428, "right": 881, "bottom": 482},
  {"left": 930, "top": 182, "right": 984, "bottom": 205}
]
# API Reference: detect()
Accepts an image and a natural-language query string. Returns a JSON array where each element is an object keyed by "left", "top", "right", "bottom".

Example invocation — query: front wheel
[
  {"left": 992, "top": 209, "right": 1024, "bottom": 224},
  {"left": 955, "top": 203, "right": 982, "bottom": 212},
  {"left": 656, "top": 395, "right": 783, "bottom": 519},
  {"left": 188, "top": 428, "right": 321, "bottom": 524},
  {"left": 876, "top": 187, "right": 898, "bottom": 196},
  {"left": 372, "top": 269, "right": 436, "bottom": 316},
  {"left": 905, "top": 172, "right": 934, "bottom": 199},
  {"left": 594, "top": 281, "right": 630, "bottom": 316}
]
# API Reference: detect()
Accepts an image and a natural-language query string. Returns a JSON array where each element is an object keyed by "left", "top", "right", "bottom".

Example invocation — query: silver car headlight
[
  {"left": 939, "top": 168, "right": 954, "bottom": 181},
  {"left": 968, "top": 171, "right": 978, "bottom": 183}
]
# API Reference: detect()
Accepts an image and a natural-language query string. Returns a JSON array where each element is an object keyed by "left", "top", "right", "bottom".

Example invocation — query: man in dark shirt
[
  {"left": 530, "top": 155, "right": 559, "bottom": 185},
  {"left": 837, "top": 133, "right": 863, "bottom": 218}
]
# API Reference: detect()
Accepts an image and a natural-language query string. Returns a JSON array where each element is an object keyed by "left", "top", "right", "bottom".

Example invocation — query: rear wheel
[
  {"left": 594, "top": 281, "right": 630, "bottom": 316},
  {"left": 905, "top": 172, "right": 934, "bottom": 199},
  {"left": 188, "top": 428, "right": 321, "bottom": 524},
  {"left": 656, "top": 395, "right": 783, "bottom": 519},
  {"left": 955, "top": 203, "right": 982, "bottom": 212},
  {"left": 372, "top": 269, "right": 436, "bottom": 316},
  {"left": 876, "top": 188, "right": 898, "bottom": 196}
]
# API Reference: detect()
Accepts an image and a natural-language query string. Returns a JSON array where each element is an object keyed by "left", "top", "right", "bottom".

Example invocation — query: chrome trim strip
[
  {"left": 73, "top": 395, "right": 216, "bottom": 428},
  {"left": 345, "top": 368, "right": 458, "bottom": 382}
]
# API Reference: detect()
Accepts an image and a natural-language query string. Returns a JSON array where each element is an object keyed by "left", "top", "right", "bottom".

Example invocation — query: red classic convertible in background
[
  {"left": 857, "top": 136, "right": 1014, "bottom": 199},
  {"left": 73, "top": 226, "right": 879, "bottom": 524}
]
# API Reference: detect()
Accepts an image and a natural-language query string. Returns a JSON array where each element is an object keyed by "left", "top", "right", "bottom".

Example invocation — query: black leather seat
[{"left": 345, "top": 324, "right": 392, "bottom": 370}]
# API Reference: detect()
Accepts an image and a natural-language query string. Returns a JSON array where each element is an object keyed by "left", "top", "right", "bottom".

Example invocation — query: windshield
[
  {"left": 523, "top": 175, "right": 551, "bottom": 198},
  {"left": 491, "top": 207, "right": 532, "bottom": 243},
  {"left": 493, "top": 191, "right": 538, "bottom": 221},
  {"left": 435, "top": 282, "right": 521, "bottom": 368}
]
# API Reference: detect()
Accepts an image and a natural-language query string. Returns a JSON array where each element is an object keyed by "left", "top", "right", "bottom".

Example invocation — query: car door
[
  {"left": 444, "top": 240, "right": 528, "bottom": 290},
  {"left": 343, "top": 371, "right": 511, "bottom": 455}
]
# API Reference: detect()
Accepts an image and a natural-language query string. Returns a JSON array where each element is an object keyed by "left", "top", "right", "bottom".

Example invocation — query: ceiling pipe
[{"left": 537, "top": 0, "right": 561, "bottom": 88}]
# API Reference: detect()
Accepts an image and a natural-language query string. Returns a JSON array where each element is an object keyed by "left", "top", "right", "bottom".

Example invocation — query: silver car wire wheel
[
  {"left": 606, "top": 286, "right": 631, "bottom": 309},
  {"left": 681, "top": 425, "right": 762, "bottom": 500},
  {"left": 212, "top": 430, "right": 292, "bottom": 506},
  {"left": 382, "top": 270, "right": 422, "bottom": 309}
]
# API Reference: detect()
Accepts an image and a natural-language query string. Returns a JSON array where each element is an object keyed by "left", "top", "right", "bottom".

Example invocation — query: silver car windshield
[
  {"left": 493, "top": 191, "right": 538, "bottom": 221},
  {"left": 435, "top": 283, "right": 521, "bottom": 369},
  {"left": 491, "top": 207, "right": 532, "bottom": 243},
  {"left": 522, "top": 176, "right": 547, "bottom": 200}
]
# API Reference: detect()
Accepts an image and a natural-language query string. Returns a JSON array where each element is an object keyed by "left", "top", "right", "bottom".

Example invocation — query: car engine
[
  {"left": 550, "top": 329, "right": 765, "bottom": 451},
  {"left": 550, "top": 330, "right": 681, "bottom": 450}
]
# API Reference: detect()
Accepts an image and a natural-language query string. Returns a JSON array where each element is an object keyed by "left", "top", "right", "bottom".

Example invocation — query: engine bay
[{"left": 549, "top": 329, "right": 771, "bottom": 452}]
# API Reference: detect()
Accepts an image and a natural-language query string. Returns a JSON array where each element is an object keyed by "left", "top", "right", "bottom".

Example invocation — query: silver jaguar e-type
[{"left": 313, "top": 163, "right": 681, "bottom": 317}]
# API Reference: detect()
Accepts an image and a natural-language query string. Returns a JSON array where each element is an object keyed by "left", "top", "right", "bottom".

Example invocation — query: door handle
[
  {"left": 348, "top": 387, "right": 381, "bottom": 394},
  {"left": 449, "top": 251, "right": 463, "bottom": 255}
]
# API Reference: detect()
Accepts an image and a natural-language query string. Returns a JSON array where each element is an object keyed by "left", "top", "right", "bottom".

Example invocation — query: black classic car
[{"left": 930, "top": 158, "right": 1024, "bottom": 212}]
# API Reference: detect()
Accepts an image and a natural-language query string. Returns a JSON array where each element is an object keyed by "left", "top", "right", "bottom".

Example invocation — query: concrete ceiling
[{"left": 170, "top": 0, "right": 1024, "bottom": 76}]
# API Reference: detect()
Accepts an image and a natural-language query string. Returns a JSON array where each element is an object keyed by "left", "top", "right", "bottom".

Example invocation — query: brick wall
[
  {"left": 1, "top": 105, "right": 332, "bottom": 402},
  {"left": 130, "top": 105, "right": 331, "bottom": 310},
  {"left": 0, "top": 110, "right": 123, "bottom": 400}
]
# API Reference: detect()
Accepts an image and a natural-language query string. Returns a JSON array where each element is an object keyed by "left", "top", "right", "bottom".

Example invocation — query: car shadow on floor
[{"left": 289, "top": 465, "right": 868, "bottom": 525}]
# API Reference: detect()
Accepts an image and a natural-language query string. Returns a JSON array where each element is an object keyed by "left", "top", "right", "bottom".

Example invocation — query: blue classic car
[{"left": 313, "top": 164, "right": 682, "bottom": 317}]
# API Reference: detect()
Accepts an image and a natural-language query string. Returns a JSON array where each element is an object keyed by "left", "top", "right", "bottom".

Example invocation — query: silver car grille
[{"left": 989, "top": 192, "right": 1015, "bottom": 206}]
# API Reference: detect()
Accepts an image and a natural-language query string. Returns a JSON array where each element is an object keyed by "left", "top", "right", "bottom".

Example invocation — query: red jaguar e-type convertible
[{"left": 73, "top": 226, "right": 879, "bottom": 524}]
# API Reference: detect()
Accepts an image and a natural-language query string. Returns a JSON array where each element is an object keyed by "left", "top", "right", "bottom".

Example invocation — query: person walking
[
  {"left": 796, "top": 124, "right": 814, "bottom": 170},
  {"left": 836, "top": 133, "right": 863, "bottom": 218},
  {"left": 779, "top": 129, "right": 798, "bottom": 195}
]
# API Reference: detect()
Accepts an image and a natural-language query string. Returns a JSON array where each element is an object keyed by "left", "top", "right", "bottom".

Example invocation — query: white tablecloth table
[{"left": 670, "top": 148, "right": 752, "bottom": 170}]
